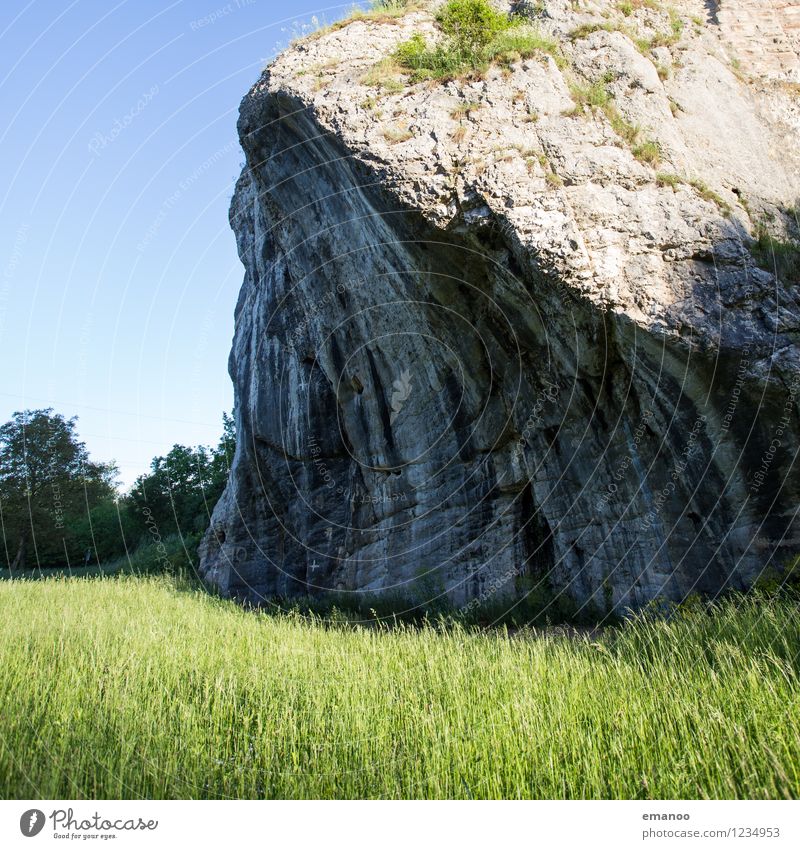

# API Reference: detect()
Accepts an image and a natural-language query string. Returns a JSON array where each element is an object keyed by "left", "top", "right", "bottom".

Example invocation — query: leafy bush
[
  {"left": 394, "top": 32, "right": 470, "bottom": 80},
  {"left": 0, "top": 408, "right": 234, "bottom": 572},
  {"left": 0, "top": 409, "right": 118, "bottom": 569},
  {"left": 510, "top": 0, "right": 546, "bottom": 20},
  {"left": 435, "top": 0, "right": 513, "bottom": 51},
  {"left": 393, "top": 0, "right": 561, "bottom": 81}
]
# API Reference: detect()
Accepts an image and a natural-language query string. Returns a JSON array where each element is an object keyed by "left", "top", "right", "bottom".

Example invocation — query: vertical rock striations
[{"left": 200, "top": 1, "right": 800, "bottom": 615}]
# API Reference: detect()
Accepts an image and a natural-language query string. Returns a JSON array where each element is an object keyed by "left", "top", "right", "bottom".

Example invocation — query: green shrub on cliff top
[
  {"left": 395, "top": 32, "right": 469, "bottom": 79},
  {"left": 393, "top": 0, "right": 562, "bottom": 81},
  {"left": 436, "top": 0, "right": 512, "bottom": 51}
]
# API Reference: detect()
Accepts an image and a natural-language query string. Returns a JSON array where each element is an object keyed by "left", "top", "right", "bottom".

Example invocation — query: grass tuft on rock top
[
  {"left": 299, "top": 0, "right": 424, "bottom": 42},
  {"left": 1, "top": 573, "right": 800, "bottom": 799},
  {"left": 655, "top": 172, "right": 733, "bottom": 216},
  {"left": 750, "top": 222, "right": 800, "bottom": 284},
  {"left": 566, "top": 79, "right": 661, "bottom": 157},
  {"left": 393, "top": 0, "right": 564, "bottom": 81},
  {"left": 343, "top": 0, "right": 423, "bottom": 25},
  {"left": 568, "top": 5, "right": 685, "bottom": 56}
]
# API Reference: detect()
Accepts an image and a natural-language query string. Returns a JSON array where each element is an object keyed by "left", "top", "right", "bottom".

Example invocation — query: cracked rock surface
[{"left": 199, "top": 0, "right": 800, "bottom": 614}]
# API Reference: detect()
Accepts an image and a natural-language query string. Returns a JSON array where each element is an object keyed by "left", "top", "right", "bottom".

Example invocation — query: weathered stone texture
[{"left": 200, "top": 1, "right": 800, "bottom": 614}]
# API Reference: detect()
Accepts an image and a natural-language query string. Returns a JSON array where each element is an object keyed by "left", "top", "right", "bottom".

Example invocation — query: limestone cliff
[{"left": 199, "top": 0, "right": 800, "bottom": 616}]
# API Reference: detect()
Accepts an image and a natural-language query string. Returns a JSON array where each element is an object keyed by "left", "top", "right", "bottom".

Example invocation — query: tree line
[{"left": 0, "top": 408, "right": 234, "bottom": 571}]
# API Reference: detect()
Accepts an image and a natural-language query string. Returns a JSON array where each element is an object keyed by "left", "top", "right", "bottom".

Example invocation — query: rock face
[{"left": 199, "top": 0, "right": 800, "bottom": 616}]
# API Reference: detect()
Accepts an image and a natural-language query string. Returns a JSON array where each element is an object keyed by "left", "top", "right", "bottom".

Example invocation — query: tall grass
[
  {"left": 751, "top": 223, "right": 800, "bottom": 284},
  {"left": 0, "top": 575, "right": 798, "bottom": 799}
]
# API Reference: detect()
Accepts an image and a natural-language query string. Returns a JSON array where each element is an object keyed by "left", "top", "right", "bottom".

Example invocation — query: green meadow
[{"left": 0, "top": 574, "right": 798, "bottom": 799}]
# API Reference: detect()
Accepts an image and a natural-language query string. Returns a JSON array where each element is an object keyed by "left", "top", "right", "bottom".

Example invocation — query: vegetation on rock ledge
[
  {"left": 751, "top": 222, "right": 800, "bottom": 284},
  {"left": 394, "top": 0, "right": 564, "bottom": 81}
]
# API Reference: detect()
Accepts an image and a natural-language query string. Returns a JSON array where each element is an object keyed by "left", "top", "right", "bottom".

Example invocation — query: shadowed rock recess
[{"left": 199, "top": 0, "right": 800, "bottom": 615}]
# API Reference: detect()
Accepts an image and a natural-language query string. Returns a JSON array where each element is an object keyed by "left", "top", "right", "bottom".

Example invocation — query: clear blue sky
[{"left": 0, "top": 0, "right": 353, "bottom": 488}]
